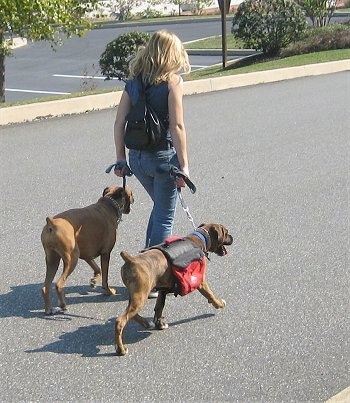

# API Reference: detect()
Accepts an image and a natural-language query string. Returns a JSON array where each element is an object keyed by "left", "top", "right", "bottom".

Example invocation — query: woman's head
[{"left": 129, "top": 30, "right": 191, "bottom": 84}]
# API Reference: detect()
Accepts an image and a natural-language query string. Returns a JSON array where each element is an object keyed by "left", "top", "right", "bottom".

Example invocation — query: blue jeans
[{"left": 129, "top": 148, "right": 179, "bottom": 248}]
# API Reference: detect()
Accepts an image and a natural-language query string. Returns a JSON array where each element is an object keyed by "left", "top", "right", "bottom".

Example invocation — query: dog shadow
[
  {"left": 169, "top": 313, "right": 215, "bottom": 327},
  {"left": 25, "top": 318, "right": 153, "bottom": 357},
  {"left": 0, "top": 283, "right": 129, "bottom": 320},
  {"left": 3, "top": 283, "right": 217, "bottom": 356},
  {"left": 25, "top": 314, "right": 215, "bottom": 357}
]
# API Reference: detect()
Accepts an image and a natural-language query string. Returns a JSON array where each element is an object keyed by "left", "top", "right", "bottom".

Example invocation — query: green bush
[
  {"left": 280, "top": 23, "right": 350, "bottom": 56},
  {"left": 232, "top": 0, "right": 308, "bottom": 56},
  {"left": 99, "top": 32, "right": 150, "bottom": 81},
  {"left": 135, "top": 7, "right": 162, "bottom": 19}
]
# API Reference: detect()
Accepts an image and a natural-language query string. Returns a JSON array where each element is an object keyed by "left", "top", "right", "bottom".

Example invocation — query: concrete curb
[
  {"left": 0, "top": 59, "right": 349, "bottom": 126},
  {"left": 325, "top": 386, "right": 350, "bottom": 402},
  {"left": 183, "top": 59, "right": 350, "bottom": 95}
]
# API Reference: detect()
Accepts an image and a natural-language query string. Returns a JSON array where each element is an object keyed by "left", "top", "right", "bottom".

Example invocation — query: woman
[{"left": 113, "top": 30, "right": 191, "bottom": 257}]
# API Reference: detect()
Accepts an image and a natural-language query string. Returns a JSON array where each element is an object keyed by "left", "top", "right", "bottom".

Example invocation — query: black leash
[
  {"left": 170, "top": 166, "right": 196, "bottom": 194},
  {"left": 105, "top": 163, "right": 131, "bottom": 189},
  {"left": 105, "top": 162, "right": 198, "bottom": 228},
  {"left": 170, "top": 166, "right": 197, "bottom": 230}
]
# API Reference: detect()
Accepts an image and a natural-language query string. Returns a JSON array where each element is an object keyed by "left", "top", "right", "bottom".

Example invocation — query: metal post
[{"left": 219, "top": 0, "right": 227, "bottom": 69}]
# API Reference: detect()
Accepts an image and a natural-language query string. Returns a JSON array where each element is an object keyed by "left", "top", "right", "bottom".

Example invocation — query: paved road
[
  {"left": 0, "top": 72, "right": 349, "bottom": 401},
  {"left": 5, "top": 19, "right": 238, "bottom": 102}
]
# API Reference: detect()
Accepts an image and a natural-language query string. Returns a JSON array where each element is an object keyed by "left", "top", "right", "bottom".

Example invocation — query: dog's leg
[
  {"left": 153, "top": 290, "right": 169, "bottom": 330},
  {"left": 55, "top": 249, "right": 79, "bottom": 312},
  {"left": 42, "top": 250, "right": 61, "bottom": 315},
  {"left": 100, "top": 253, "right": 116, "bottom": 295},
  {"left": 197, "top": 280, "right": 226, "bottom": 309},
  {"left": 85, "top": 259, "right": 102, "bottom": 288},
  {"left": 115, "top": 292, "right": 152, "bottom": 356}
]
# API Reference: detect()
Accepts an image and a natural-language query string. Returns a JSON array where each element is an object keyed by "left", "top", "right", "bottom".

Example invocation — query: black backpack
[{"left": 124, "top": 77, "right": 168, "bottom": 151}]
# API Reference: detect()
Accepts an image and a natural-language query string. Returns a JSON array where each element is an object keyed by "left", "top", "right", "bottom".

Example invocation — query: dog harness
[{"left": 151, "top": 236, "right": 207, "bottom": 296}]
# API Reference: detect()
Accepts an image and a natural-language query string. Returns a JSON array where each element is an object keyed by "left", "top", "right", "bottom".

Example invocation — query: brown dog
[
  {"left": 41, "top": 186, "right": 134, "bottom": 315},
  {"left": 115, "top": 223, "right": 233, "bottom": 355}
]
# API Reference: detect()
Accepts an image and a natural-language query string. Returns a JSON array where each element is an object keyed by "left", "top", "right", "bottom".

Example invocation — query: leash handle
[
  {"left": 105, "top": 162, "right": 132, "bottom": 189},
  {"left": 170, "top": 166, "right": 196, "bottom": 194}
]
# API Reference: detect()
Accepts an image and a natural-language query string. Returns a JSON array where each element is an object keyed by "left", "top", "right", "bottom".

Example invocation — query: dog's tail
[
  {"left": 42, "top": 217, "right": 57, "bottom": 235},
  {"left": 41, "top": 217, "right": 58, "bottom": 248},
  {"left": 120, "top": 251, "right": 134, "bottom": 263}
]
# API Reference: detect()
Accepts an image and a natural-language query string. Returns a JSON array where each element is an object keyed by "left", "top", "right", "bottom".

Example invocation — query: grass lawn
[
  {"left": 186, "top": 48, "right": 350, "bottom": 81},
  {"left": 185, "top": 35, "right": 245, "bottom": 49}
]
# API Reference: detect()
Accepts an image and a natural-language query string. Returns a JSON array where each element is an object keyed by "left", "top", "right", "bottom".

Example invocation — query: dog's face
[
  {"left": 103, "top": 186, "right": 134, "bottom": 214},
  {"left": 198, "top": 223, "right": 233, "bottom": 256}
]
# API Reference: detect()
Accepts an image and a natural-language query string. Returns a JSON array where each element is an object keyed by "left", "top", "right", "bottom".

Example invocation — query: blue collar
[{"left": 192, "top": 230, "right": 208, "bottom": 249}]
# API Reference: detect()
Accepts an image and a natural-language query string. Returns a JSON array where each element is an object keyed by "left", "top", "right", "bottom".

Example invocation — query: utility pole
[{"left": 218, "top": 0, "right": 231, "bottom": 69}]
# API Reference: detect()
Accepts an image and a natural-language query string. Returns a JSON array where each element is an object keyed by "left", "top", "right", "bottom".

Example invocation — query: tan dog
[
  {"left": 115, "top": 223, "right": 233, "bottom": 355},
  {"left": 41, "top": 186, "right": 134, "bottom": 315}
]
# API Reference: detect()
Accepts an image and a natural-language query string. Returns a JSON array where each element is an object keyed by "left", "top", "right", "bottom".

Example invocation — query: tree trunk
[{"left": 0, "top": 29, "right": 5, "bottom": 103}]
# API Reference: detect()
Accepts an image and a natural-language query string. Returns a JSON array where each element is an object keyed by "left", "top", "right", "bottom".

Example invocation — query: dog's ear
[
  {"left": 123, "top": 187, "right": 134, "bottom": 214},
  {"left": 103, "top": 187, "right": 111, "bottom": 197}
]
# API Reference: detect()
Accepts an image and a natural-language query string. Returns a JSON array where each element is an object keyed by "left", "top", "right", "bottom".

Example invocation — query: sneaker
[{"left": 148, "top": 289, "right": 159, "bottom": 299}]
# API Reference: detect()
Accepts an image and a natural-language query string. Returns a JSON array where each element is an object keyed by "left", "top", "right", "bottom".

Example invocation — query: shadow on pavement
[{"left": 0, "top": 283, "right": 129, "bottom": 319}]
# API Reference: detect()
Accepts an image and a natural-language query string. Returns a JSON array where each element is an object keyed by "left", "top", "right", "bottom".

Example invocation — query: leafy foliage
[
  {"left": 232, "top": 0, "right": 308, "bottom": 56},
  {"left": 0, "top": 0, "right": 99, "bottom": 102},
  {"left": 280, "top": 23, "right": 350, "bottom": 56},
  {"left": 191, "top": 0, "right": 216, "bottom": 15},
  {"left": 135, "top": 7, "right": 163, "bottom": 19},
  {"left": 0, "top": 0, "right": 97, "bottom": 44},
  {"left": 295, "top": 0, "right": 337, "bottom": 27},
  {"left": 115, "top": 0, "right": 141, "bottom": 21},
  {"left": 99, "top": 31, "right": 151, "bottom": 81}
]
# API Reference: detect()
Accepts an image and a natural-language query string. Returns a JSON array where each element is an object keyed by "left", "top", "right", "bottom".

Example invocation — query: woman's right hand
[{"left": 113, "top": 160, "right": 132, "bottom": 177}]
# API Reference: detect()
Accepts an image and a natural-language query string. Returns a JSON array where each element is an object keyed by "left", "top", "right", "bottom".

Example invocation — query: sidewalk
[{"left": 0, "top": 59, "right": 349, "bottom": 126}]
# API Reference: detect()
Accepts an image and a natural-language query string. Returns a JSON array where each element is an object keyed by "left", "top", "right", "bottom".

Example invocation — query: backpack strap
[{"left": 150, "top": 237, "right": 205, "bottom": 269}]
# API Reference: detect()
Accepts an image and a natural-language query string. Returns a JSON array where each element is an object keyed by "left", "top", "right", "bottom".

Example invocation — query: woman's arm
[
  {"left": 168, "top": 75, "right": 189, "bottom": 182},
  {"left": 113, "top": 90, "right": 131, "bottom": 176}
]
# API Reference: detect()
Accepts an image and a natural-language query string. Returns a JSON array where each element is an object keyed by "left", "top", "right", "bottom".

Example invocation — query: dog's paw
[
  {"left": 115, "top": 345, "right": 128, "bottom": 356},
  {"left": 154, "top": 318, "right": 169, "bottom": 330},
  {"left": 90, "top": 274, "right": 101, "bottom": 288},
  {"left": 104, "top": 287, "right": 117, "bottom": 296},
  {"left": 221, "top": 299, "right": 226, "bottom": 307}
]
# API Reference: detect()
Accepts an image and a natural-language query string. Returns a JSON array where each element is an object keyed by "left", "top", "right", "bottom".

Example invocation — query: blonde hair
[{"left": 128, "top": 30, "right": 191, "bottom": 85}]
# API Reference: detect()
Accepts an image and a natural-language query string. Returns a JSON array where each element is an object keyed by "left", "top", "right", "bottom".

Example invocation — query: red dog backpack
[{"left": 151, "top": 236, "right": 207, "bottom": 296}]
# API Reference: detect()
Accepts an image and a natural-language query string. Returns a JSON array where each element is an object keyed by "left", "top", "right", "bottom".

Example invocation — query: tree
[
  {"left": 99, "top": 32, "right": 151, "bottom": 80},
  {"left": 189, "top": 0, "right": 215, "bottom": 15},
  {"left": 0, "top": 0, "right": 99, "bottom": 103},
  {"left": 232, "top": 0, "right": 307, "bottom": 56},
  {"left": 295, "top": 0, "right": 338, "bottom": 27},
  {"left": 170, "top": 0, "right": 183, "bottom": 16},
  {"left": 115, "top": 0, "right": 142, "bottom": 21}
]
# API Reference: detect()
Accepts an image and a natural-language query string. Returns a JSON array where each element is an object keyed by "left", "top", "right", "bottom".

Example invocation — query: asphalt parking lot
[{"left": 1, "top": 70, "right": 349, "bottom": 401}]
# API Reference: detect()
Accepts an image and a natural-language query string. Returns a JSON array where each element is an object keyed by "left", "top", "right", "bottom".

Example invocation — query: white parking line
[
  {"left": 5, "top": 65, "right": 210, "bottom": 97},
  {"left": 52, "top": 67, "right": 208, "bottom": 80},
  {"left": 6, "top": 88, "right": 70, "bottom": 95},
  {"left": 53, "top": 74, "right": 108, "bottom": 80}
]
